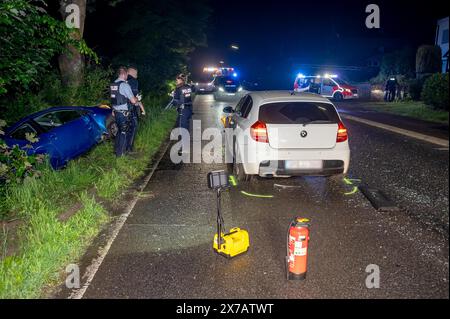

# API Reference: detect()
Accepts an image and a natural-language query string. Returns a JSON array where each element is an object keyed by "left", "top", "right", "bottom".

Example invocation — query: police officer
[
  {"left": 126, "top": 65, "right": 146, "bottom": 152},
  {"left": 110, "top": 66, "right": 139, "bottom": 157},
  {"left": 385, "top": 77, "right": 398, "bottom": 102},
  {"left": 173, "top": 73, "right": 193, "bottom": 131}
]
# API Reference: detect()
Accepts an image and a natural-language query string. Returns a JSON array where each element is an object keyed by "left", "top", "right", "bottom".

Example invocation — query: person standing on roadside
[
  {"left": 384, "top": 76, "right": 398, "bottom": 102},
  {"left": 173, "top": 73, "right": 193, "bottom": 131},
  {"left": 172, "top": 74, "right": 194, "bottom": 155},
  {"left": 126, "top": 65, "right": 146, "bottom": 152},
  {"left": 110, "top": 66, "right": 138, "bottom": 157}
]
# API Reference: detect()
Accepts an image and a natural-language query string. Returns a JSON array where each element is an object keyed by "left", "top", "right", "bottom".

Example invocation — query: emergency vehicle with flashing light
[{"left": 293, "top": 74, "right": 359, "bottom": 100}]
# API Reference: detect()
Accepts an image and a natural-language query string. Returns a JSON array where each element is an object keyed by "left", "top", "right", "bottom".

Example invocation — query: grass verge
[
  {"left": 366, "top": 101, "right": 449, "bottom": 124},
  {"left": 0, "top": 96, "right": 177, "bottom": 298}
]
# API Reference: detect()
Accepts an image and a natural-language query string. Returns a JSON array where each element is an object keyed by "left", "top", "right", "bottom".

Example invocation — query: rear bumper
[
  {"left": 343, "top": 93, "right": 359, "bottom": 99},
  {"left": 215, "top": 91, "right": 243, "bottom": 99},
  {"left": 237, "top": 143, "right": 350, "bottom": 176},
  {"left": 196, "top": 86, "right": 215, "bottom": 93},
  {"left": 259, "top": 160, "right": 344, "bottom": 177}
]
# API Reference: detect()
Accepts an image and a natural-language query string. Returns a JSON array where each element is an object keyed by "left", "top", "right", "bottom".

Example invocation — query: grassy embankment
[
  {"left": 0, "top": 95, "right": 177, "bottom": 298},
  {"left": 366, "top": 101, "right": 449, "bottom": 124}
]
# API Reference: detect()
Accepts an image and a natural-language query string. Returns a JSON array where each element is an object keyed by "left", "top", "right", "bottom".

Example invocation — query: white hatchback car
[{"left": 223, "top": 91, "right": 350, "bottom": 181}]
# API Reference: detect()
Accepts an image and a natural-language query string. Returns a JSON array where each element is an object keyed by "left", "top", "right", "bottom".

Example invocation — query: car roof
[
  {"left": 248, "top": 90, "right": 333, "bottom": 105},
  {"left": 4, "top": 106, "right": 98, "bottom": 134}
]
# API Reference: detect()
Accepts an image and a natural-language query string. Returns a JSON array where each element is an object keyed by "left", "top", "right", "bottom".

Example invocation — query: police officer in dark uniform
[
  {"left": 126, "top": 65, "right": 145, "bottom": 152},
  {"left": 173, "top": 74, "right": 193, "bottom": 131},
  {"left": 384, "top": 77, "right": 398, "bottom": 102},
  {"left": 110, "top": 66, "right": 139, "bottom": 157}
]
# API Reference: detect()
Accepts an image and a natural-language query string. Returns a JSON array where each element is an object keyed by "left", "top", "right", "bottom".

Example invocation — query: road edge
[
  {"left": 67, "top": 138, "right": 172, "bottom": 299},
  {"left": 341, "top": 114, "right": 449, "bottom": 147}
]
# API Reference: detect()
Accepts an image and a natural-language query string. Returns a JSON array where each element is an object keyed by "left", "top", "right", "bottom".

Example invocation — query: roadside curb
[
  {"left": 341, "top": 114, "right": 449, "bottom": 148},
  {"left": 66, "top": 137, "right": 172, "bottom": 299}
]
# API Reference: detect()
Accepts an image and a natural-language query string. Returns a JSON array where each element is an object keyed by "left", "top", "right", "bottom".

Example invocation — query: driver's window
[
  {"left": 34, "top": 112, "right": 63, "bottom": 132},
  {"left": 56, "top": 110, "right": 82, "bottom": 124},
  {"left": 10, "top": 123, "right": 37, "bottom": 140},
  {"left": 322, "top": 79, "right": 335, "bottom": 87}
]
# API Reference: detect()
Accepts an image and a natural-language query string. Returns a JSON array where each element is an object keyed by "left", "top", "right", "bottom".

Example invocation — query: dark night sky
[
  {"left": 190, "top": 0, "right": 444, "bottom": 85},
  {"left": 78, "top": 0, "right": 445, "bottom": 86}
]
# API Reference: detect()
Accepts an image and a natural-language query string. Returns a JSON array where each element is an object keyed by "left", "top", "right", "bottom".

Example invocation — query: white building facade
[{"left": 436, "top": 17, "right": 449, "bottom": 73}]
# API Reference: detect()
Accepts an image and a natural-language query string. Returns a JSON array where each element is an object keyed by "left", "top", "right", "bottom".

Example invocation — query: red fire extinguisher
[{"left": 286, "top": 218, "right": 311, "bottom": 280}]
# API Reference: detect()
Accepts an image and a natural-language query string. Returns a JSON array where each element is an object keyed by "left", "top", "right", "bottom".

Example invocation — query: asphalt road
[{"left": 77, "top": 94, "right": 449, "bottom": 299}]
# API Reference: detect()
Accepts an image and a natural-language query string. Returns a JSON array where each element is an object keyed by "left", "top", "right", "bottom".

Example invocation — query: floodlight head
[{"left": 207, "top": 170, "right": 230, "bottom": 190}]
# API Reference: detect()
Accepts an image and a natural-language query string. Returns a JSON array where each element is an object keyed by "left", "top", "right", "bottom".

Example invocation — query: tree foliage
[
  {"left": 0, "top": 0, "right": 96, "bottom": 95},
  {"left": 112, "top": 0, "right": 211, "bottom": 92},
  {"left": 379, "top": 47, "right": 415, "bottom": 78},
  {"left": 0, "top": 119, "right": 44, "bottom": 184}
]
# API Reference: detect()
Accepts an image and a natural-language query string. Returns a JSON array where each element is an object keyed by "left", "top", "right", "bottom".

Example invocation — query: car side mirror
[{"left": 223, "top": 106, "right": 235, "bottom": 114}]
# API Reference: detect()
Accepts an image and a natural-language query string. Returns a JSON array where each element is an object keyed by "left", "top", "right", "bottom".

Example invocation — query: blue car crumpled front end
[{"left": 81, "top": 106, "right": 112, "bottom": 134}]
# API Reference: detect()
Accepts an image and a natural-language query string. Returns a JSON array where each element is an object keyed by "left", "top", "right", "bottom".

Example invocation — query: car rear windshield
[
  {"left": 217, "top": 77, "right": 238, "bottom": 86},
  {"left": 259, "top": 102, "right": 340, "bottom": 124}
]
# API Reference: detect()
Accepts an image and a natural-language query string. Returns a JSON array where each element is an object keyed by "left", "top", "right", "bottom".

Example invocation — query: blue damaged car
[{"left": 1, "top": 106, "right": 116, "bottom": 169}]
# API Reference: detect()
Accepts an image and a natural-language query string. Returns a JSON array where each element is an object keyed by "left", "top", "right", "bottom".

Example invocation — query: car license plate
[
  {"left": 227, "top": 93, "right": 235, "bottom": 96},
  {"left": 285, "top": 160, "right": 323, "bottom": 170}
]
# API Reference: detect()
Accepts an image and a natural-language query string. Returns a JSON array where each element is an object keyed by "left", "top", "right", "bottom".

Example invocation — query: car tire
[
  {"left": 106, "top": 116, "right": 118, "bottom": 139},
  {"left": 234, "top": 162, "right": 251, "bottom": 182},
  {"left": 333, "top": 92, "right": 343, "bottom": 101}
]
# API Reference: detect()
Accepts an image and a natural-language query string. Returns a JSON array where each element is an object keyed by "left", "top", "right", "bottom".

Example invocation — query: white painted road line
[
  {"left": 341, "top": 114, "right": 449, "bottom": 148},
  {"left": 68, "top": 140, "right": 171, "bottom": 299}
]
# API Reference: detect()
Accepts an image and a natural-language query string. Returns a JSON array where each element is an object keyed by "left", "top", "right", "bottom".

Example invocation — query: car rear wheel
[
  {"left": 234, "top": 162, "right": 252, "bottom": 182},
  {"left": 333, "top": 92, "right": 343, "bottom": 101}
]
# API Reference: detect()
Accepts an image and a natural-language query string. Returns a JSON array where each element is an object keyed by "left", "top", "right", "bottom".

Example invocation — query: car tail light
[
  {"left": 251, "top": 121, "right": 269, "bottom": 143},
  {"left": 336, "top": 121, "right": 348, "bottom": 143}
]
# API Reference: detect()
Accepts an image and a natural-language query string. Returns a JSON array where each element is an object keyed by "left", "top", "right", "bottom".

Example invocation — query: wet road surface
[{"left": 80, "top": 95, "right": 448, "bottom": 299}]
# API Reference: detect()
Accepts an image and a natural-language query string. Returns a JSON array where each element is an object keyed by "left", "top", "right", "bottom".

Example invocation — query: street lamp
[{"left": 231, "top": 44, "right": 239, "bottom": 50}]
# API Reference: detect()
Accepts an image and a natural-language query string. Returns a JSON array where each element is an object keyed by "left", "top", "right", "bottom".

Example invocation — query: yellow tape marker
[
  {"left": 229, "top": 175, "right": 237, "bottom": 187},
  {"left": 344, "top": 186, "right": 359, "bottom": 196},
  {"left": 343, "top": 177, "right": 353, "bottom": 185},
  {"left": 240, "top": 191, "right": 274, "bottom": 198}
]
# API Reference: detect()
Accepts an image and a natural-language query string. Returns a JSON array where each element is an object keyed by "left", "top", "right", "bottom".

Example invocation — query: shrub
[
  {"left": 0, "top": 121, "right": 45, "bottom": 185},
  {"left": 407, "top": 78, "right": 426, "bottom": 101},
  {"left": 421, "top": 73, "right": 449, "bottom": 110}
]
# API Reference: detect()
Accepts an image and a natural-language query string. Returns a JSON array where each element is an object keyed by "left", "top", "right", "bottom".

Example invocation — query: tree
[
  {"left": 0, "top": 0, "right": 96, "bottom": 95},
  {"left": 379, "top": 47, "right": 415, "bottom": 78},
  {"left": 112, "top": 0, "right": 211, "bottom": 92},
  {"left": 416, "top": 45, "right": 442, "bottom": 79},
  {"left": 58, "top": 0, "right": 86, "bottom": 87}
]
